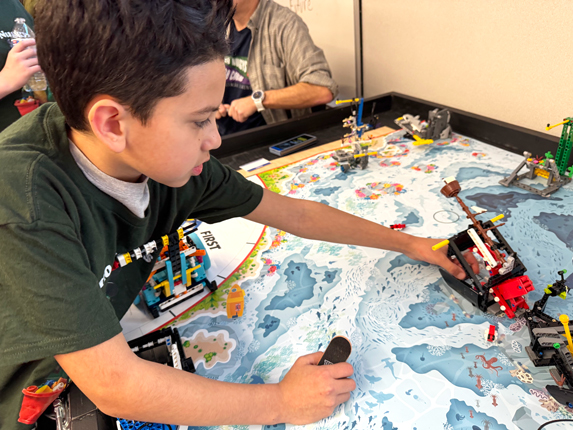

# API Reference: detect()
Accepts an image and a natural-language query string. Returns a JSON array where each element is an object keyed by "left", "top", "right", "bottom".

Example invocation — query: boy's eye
[{"left": 194, "top": 118, "right": 211, "bottom": 129}]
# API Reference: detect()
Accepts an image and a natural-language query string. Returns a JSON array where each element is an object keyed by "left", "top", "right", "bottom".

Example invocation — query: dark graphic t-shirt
[{"left": 217, "top": 21, "right": 266, "bottom": 136}]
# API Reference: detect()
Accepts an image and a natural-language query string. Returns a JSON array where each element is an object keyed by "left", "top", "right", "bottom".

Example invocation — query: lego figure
[
  {"left": 499, "top": 117, "right": 573, "bottom": 197},
  {"left": 226, "top": 284, "right": 246, "bottom": 318},
  {"left": 433, "top": 177, "right": 534, "bottom": 319},
  {"left": 394, "top": 108, "right": 452, "bottom": 146}
]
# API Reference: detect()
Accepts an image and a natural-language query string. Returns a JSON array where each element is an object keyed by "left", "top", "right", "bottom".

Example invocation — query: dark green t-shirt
[
  {"left": 0, "top": 103, "right": 264, "bottom": 428},
  {"left": 0, "top": 0, "right": 34, "bottom": 133}
]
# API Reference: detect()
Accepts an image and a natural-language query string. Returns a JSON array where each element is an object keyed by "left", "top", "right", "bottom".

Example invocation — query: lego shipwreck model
[
  {"left": 433, "top": 178, "right": 534, "bottom": 319},
  {"left": 524, "top": 270, "right": 573, "bottom": 408},
  {"left": 499, "top": 117, "right": 573, "bottom": 197},
  {"left": 115, "top": 221, "right": 217, "bottom": 318},
  {"left": 332, "top": 98, "right": 378, "bottom": 173},
  {"left": 394, "top": 108, "right": 452, "bottom": 146}
]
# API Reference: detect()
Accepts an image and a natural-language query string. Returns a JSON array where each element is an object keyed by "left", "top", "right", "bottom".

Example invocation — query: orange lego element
[{"left": 227, "top": 285, "right": 245, "bottom": 318}]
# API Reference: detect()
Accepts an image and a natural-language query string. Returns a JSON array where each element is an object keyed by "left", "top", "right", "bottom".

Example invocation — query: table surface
[{"left": 162, "top": 130, "right": 573, "bottom": 430}]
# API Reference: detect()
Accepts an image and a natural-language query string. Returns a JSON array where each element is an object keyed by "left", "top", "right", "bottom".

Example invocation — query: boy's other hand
[
  {"left": 227, "top": 96, "right": 257, "bottom": 123},
  {"left": 0, "top": 39, "right": 41, "bottom": 96},
  {"left": 277, "top": 351, "right": 355, "bottom": 425},
  {"left": 405, "top": 236, "right": 480, "bottom": 280}
]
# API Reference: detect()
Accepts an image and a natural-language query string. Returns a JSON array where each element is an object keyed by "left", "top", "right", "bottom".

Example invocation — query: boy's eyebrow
[{"left": 191, "top": 105, "right": 220, "bottom": 115}]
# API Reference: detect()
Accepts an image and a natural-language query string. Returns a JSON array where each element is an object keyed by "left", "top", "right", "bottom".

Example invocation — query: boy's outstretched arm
[
  {"left": 56, "top": 333, "right": 355, "bottom": 426},
  {"left": 245, "top": 189, "right": 479, "bottom": 279}
]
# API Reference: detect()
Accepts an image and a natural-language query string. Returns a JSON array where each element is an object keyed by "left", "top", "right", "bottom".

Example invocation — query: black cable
[{"left": 538, "top": 419, "right": 573, "bottom": 429}]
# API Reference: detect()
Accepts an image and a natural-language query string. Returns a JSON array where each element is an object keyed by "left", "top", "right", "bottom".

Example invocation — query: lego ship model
[{"left": 433, "top": 178, "right": 534, "bottom": 319}]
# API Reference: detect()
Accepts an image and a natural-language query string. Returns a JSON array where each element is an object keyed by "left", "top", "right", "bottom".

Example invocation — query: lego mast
[
  {"left": 547, "top": 118, "right": 573, "bottom": 176},
  {"left": 440, "top": 178, "right": 506, "bottom": 264}
]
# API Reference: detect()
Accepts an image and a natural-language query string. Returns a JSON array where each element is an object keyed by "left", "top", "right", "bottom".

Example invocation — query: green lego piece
[
  {"left": 554, "top": 118, "right": 573, "bottom": 176},
  {"left": 560, "top": 291, "right": 568, "bottom": 299},
  {"left": 554, "top": 343, "right": 561, "bottom": 349},
  {"left": 545, "top": 151, "right": 554, "bottom": 159}
]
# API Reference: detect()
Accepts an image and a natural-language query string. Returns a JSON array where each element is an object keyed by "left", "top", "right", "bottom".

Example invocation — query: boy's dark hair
[{"left": 35, "top": 0, "right": 233, "bottom": 131}]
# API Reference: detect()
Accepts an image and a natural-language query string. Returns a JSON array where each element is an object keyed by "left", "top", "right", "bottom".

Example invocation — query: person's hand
[
  {"left": 277, "top": 352, "right": 355, "bottom": 425},
  {"left": 404, "top": 236, "right": 480, "bottom": 280},
  {"left": 215, "top": 103, "right": 229, "bottom": 120},
  {"left": 0, "top": 39, "right": 41, "bottom": 95},
  {"left": 227, "top": 96, "right": 258, "bottom": 123}
]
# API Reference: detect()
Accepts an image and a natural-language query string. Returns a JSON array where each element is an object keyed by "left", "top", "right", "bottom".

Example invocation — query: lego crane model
[{"left": 433, "top": 178, "right": 534, "bottom": 319}]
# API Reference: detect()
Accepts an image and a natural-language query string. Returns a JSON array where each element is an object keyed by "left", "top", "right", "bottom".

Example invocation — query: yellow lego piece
[
  {"left": 534, "top": 168, "right": 550, "bottom": 179},
  {"left": 177, "top": 228, "right": 184, "bottom": 240},
  {"left": 122, "top": 252, "right": 132, "bottom": 265},
  {"left": 227, "top": 285, "right": 246, "bottom": 318},
  {"left": 412, "top": 135, "right": 433, "bottom": 146},
  {"left": 490, "top": 214, "right": 504, "bottom": 223},
  {"left": 432, "top": 240, "right": 449, "bottom": 251},
  {"left": 162, "top": 235, "right": 169, "bottom": 246},
  {"left": 559, "top": 314, "right": 573, "bottom": 354}
]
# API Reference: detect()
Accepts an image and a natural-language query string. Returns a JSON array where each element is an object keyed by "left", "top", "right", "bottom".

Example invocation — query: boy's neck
[{"left": 68, "top": 128, "right": 144, "bottom": 183}]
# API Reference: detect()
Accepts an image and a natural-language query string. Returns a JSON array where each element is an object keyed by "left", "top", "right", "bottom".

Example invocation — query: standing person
[
  {"left": 0, "top": 0, "right": 38, "bottom": 133},
  {"left": 0, "top": 0, "right": 478, "bottom": 428},
  {"left": 216, "top": 0, "right": 337, "bottom": 135}
]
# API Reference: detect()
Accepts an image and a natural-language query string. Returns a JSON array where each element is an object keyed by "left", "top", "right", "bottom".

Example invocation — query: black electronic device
[
  {"left": 269, "top": 134, "right": 317, "bottom": 156},
  {"left": 318, "top": 336, "right": 352, "bottom": 366}
]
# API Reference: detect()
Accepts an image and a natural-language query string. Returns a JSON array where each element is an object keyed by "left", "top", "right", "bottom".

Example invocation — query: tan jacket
[{"left": 246, "top": 0, "right": 338, "bottom": 124}]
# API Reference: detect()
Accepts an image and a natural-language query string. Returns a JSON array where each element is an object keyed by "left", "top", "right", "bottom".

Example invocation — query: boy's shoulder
[{"left": 0, "top": 104, "right": 73, "bottom": 225}]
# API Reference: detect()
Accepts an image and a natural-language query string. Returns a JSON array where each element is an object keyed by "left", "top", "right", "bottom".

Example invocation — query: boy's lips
[{"left": 191, "top": 164, "right": 203, "bottom": 175}]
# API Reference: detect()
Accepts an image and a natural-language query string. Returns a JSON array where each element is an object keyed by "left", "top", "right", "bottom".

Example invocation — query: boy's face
[{"left": 122, "top": 60, "right": 226, "bottom": 187}]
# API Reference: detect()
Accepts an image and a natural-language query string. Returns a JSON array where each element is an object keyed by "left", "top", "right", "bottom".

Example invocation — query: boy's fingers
[
  {"left": 439, "top": 256, "right": 467, "bottom": 280},
  {"left": 333, "top": 376, "right": 356, "bottom": 393},
  {"left": 463, "top": 251, "right": 480, "bottom": 274},
  {"left": 336, "top": 392, "right": 351, "bottom": 404},
  {"left": 325, "top": 362, "right": 354, "bottom": 379},
  {"left": 299, "top": 351, "right": 323, "bottom": 365}
]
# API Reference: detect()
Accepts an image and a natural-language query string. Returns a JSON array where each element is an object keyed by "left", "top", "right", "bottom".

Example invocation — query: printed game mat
[{"left": 165, "top": 131, "right": 573, "bottom": 430}]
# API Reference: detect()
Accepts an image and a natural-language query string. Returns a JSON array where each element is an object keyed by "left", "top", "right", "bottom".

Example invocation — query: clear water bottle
[{"left": 11, "top": 18, "right": 47, "bottom": 92}]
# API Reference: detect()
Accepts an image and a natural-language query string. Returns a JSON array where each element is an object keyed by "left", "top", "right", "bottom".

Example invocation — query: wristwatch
[{"left": 251, "top": 90, "right": 265, "bottom": 112}]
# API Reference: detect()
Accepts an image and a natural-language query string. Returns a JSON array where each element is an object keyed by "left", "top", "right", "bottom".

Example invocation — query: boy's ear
[{"left": 87, "top": 98, "right": 129, "bottom": 153}]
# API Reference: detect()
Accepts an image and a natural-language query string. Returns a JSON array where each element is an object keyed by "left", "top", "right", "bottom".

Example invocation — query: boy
[{"left": 0, "top": 0, "right": 476, "bottom": 428}]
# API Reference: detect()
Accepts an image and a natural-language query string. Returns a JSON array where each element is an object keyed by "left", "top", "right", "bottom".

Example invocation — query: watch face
[{"left": 252, "top": 90, "right": 263, "bottom": 100}]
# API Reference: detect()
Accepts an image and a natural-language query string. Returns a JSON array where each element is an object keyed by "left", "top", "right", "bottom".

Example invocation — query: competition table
[{"left": 122, "top": 94, "right": 573, "bottom": 430}]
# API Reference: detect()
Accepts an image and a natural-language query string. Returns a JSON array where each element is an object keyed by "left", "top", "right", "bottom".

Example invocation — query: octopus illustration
[{"left": 476, "top": 354, "right": 503, "bottom": 376}]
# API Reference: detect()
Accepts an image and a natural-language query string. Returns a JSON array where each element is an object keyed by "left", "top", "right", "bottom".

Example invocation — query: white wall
[
  {"left": 274, "top": 0, "right": 357, "bottom": 100},
  {"left": 362, "top": 0, "right": 573, "bottom": 137}
]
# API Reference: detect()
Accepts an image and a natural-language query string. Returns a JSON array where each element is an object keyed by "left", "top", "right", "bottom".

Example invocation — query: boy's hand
[
  {"left": 227, "top": 96, "right": 258, "bottom": 123},
  {"left": 0, "top": 39, "right": 41, "bottom": 96},
  {"left": 277, "top": 351, "right": 355, "bottom": 425},
  {"left": 404, "top": 236, "right": 480, "bottom": 280}
]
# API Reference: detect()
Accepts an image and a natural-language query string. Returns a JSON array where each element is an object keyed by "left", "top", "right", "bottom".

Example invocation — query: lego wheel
[
  {"left": 359, "top": 157, "right": 368, "bottom": 170},
  {"left": 208, "top": 280, "right": 218, "bottom": 292},
  {"left": 340, "top": 164, "right": 349, "bottom": 173},
  {"left": 190, "top": 232, "right": 211, "bottom": 271}
]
